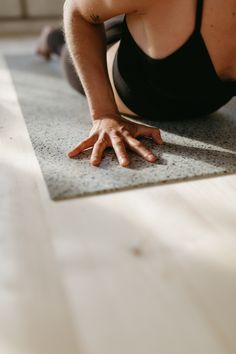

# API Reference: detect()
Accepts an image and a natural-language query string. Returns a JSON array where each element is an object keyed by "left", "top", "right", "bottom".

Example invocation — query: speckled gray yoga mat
[{"left": 6, "top": 54, "right": 236, "bottom": 200}]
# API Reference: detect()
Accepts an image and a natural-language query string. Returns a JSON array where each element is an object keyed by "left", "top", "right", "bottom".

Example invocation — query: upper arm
[{"left": 71, "top": 0, "right": 149, "bottom": 23}]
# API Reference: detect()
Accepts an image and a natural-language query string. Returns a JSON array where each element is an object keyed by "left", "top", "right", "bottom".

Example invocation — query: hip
[{"left": 106, "top": 40, "right": 140, "bottom": 119}]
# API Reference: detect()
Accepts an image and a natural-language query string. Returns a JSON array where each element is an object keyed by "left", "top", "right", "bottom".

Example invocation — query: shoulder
[{"left": 70, "top": 0, "right": 155, "bottom": 23}]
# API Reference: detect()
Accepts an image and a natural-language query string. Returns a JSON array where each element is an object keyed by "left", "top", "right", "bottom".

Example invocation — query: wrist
[{"left": 92, "top": 111, "right": 121, "bottom": 121}]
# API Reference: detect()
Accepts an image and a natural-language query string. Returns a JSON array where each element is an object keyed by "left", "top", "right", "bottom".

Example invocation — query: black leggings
[{"left": 47, "top": 15, "right": 124, "bottom": 95}]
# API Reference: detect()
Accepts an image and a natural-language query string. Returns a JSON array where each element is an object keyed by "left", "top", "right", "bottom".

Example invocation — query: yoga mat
[{"left": 6, "top": 54, "right": 236, "bottom": 200}]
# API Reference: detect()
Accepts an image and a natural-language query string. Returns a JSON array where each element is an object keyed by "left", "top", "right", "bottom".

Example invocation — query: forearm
[{"left": 63, "top": 1, "right": 120, "bottom": 120}]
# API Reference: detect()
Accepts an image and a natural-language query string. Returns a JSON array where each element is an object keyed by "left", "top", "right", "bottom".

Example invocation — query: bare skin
[
  {"left": 107, "top": 0, "right": 236, "bottom": 117},
  {"left": 68, "top": 115, "right": 163, "bottom": 166},
  {"left": 65, "top": 0, "right": 236, "bottom": 167}
]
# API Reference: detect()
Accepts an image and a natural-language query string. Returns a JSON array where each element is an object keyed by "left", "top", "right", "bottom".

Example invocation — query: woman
[{"left": 39, "top": 0, "right": 236, "bottom": 167}]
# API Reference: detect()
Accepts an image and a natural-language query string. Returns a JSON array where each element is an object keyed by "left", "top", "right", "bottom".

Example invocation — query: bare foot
[{"left": 36, "top": 26, "right": 54, "bottom": 61}]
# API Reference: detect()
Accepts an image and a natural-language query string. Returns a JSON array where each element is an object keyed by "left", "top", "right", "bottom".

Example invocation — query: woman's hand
[{"left": 67, "top": 114, "right": 164, "bottom": 167}]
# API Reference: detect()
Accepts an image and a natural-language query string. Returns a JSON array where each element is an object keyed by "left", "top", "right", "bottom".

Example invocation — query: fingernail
[
  {"left": 91, "top": 159, "right": 99, "bottom": 165},
  {"left": 148, "top": 155, "right": 157, "bottom": 161},
  {"left": 121, "top": 159, "right": 129, "bottom": 166}
]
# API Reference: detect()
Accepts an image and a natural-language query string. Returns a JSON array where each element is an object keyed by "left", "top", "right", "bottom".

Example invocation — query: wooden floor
[{"left": 0, "top": 37, "right": 236, "bottom": 354}]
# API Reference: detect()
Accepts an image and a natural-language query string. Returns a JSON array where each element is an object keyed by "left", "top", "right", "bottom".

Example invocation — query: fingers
[
  {"left": 136, "top": 126, "right": 164, "bottom": 145},
  {"left": 90, "top": 137, "right": 108, "bottom": 166},
  {"left": 123, "top": 132, "right": 157, "bottom": 163},
  {"left": 151, "top": 129, "right": 164, "bottom": 145},
  {"left": 110, "top": 133, "right": 130, "bottom": 167},
  {"left": 68, "top": 135, "right": 97, "bottom": 158},
  {"left": 67, "top": 125, "right": 163, "bottom": 167}
]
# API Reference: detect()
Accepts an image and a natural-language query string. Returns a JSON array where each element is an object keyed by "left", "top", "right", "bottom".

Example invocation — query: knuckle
[
  {"left": 154, "top": 130, "right": 161, "bottom": 136},
  {"left": 97, "top": 136, "right": 108, "bottom": 145},
  {"left": 119, "top": 125, "right": 128, "bottom": 134},
  {"left": 122, "top": 131, "right": 131, "bottom": 138},
  {"left": 109, "top": 128, "right": 118, "bottom": 136},
  {"left": 134, "top": 141, "right": 143, "bottom": 148},
  {"left": 112, "top": 135, "right": 123, "bottom": 143},
  {"left": 115, "top": 139, "right": 124, "bottom": 147},
  {"left": 120, "top": 154, "right": 128, "bottom": 160}
]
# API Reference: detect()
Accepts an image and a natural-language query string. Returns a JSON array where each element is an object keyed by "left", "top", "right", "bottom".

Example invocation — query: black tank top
[{"left": 112, "top": 0, "right": 236, "bottom": 120}]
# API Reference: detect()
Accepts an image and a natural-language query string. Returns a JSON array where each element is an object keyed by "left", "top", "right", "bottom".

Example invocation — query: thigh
[
  {"left": 106, "top": 41, "right": 139, "bottom": 117},
  {"left": 105, "top": 15, "right": 124, "bottom": 47},
  {"left": 104, "top": 15, "right": 124, "bottom": 32}
]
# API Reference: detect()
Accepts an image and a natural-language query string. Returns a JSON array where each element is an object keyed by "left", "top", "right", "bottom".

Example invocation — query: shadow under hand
[
  {"left": 128, "top": 99, "right": 236, "bottom": 154},
  {"left": 71, "top": 137, "right": 236, "bottom": 172}
]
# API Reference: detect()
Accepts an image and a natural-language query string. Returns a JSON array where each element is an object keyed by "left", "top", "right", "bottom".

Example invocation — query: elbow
[
  {"left": 63, "top": 0, "right": 81, "bottom": 28},
  {"left": 63, "top": 0, "right": 76, "bottom": 17},
  {"left": 63, "top": 0, "right": 80, "bottom": 20},
  {"left": 64, "top": 0, "right": 104, "bottom": 25},
  {"left": 63, "top": 0, "right": 71, "bottom": 15}
]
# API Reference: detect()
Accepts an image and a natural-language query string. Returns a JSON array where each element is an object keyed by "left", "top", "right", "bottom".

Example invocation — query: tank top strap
[{"left": 195, "top": 0, "right": 204, "bottom": 32}]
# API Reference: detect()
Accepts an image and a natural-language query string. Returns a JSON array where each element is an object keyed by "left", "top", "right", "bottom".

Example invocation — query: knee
[{"left": 47, "top": 28, "right": 65, "bottom": 56}]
